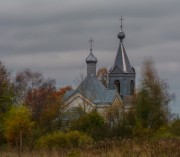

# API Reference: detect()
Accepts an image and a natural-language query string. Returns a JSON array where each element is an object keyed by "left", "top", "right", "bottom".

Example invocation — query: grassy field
[{"left": 0, "top": 138, "right": 180, "bottom": 157}]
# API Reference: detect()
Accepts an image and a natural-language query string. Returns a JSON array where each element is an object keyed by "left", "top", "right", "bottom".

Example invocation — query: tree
[
  {"left": 24, "top": 79, "right": 56, "bottom": 121},
  {"left": 14, "top": 69, "right": 43, "bottom": 103},
  {"left": 0, "top": 61, "right": 14, "bottom": 113},
  {"left": 4, "top": 106, "right": 34, "bottom": 151},
  {"left": 25, "top": 83, "right": 72, "bottom": 132},
  {"left": 105, "top": 103, "right": 135, "bottom": 138},
  {"left": 97, "top": 67, "right": 108, "bottom": 87},
  {"left": 0, "top": 61, "right": 14, "bottom": 145},
  {"left": 135, "top": 59, "right": 174, "bottom": 130},
  {"left": 106, "top": 103, "right": 124, "bottom": 127},
  {"left": 38, "top": 85, "right": 72, "bottom": 132}
]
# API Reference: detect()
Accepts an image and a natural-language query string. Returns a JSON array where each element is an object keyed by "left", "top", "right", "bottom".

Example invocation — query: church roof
[{"left": 63, "top": 75, "right": 118, "bottom": 105}]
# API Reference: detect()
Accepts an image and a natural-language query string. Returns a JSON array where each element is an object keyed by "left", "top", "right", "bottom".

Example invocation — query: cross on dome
[
  {"left": 86, "top": 37, "right": 97, "bottom": 64},
  {"left": 89, "top": 37, "right": 94, "bottom": 53}
]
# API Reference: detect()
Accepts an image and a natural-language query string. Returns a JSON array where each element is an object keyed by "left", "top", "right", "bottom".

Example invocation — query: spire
[
  {"left": 114, "top": 17, "right": 131, "bottom": 73},
  {"left": 86, "top": 37, "right": 97, "bottom": 76},
  {"left": 108, "top": 18, "right": 136, "bottom": 97}
]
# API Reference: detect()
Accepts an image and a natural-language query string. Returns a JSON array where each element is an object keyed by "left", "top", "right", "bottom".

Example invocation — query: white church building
[{"left": 62, "top": 20, "right": 135, "bottom": 116}]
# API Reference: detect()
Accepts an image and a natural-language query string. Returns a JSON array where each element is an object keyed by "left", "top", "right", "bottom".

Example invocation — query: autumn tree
[
  {"left": 97, "top": 67, "right": 108, "bottom": 87},
  {"left": 4, "top": 106, "right": 34, "bottom": 152},
  {"left": 14, "top": 69, "right": 72, "bottom": 132},
  {"left": 105, "top": 103, "right": 135, "bottom": 138},
  {"left": 135, "top": 59, "right": 174, "bottom": 131},
  {"left": 38, "top": 85, "right": 72, "bottom": 131},
  {"left": 24, "top": 80, "right": 72, "bottom": 132},
  {"left": 106, "top": 103, "right": 124, "bottom": 127}
]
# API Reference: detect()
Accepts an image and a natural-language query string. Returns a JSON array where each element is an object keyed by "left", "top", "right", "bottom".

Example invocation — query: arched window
[
  {"left": 114, "top": 80, "right": 120, "bottom": 94},
  {"left": 130, "top": 80, "right": 134, "bottom": 95}
]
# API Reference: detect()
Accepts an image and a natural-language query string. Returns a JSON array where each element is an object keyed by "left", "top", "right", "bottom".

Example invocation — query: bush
[
  {"left": 152, "top": 125, "right": 173, "bottom": 140},
  {"left": 170, "top": 119, "right": 180, "bottom": 136},
  {"left": 36, "top": 131, "right": 93, "bottom": 149}
]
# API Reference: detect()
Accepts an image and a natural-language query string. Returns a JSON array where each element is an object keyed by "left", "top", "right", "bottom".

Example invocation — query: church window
[
  {"left": 130, "top": 80, "right": 134, "bottom": 95},
  {"left": 114, "top": 80, "right": 120, "bottom": 94}
]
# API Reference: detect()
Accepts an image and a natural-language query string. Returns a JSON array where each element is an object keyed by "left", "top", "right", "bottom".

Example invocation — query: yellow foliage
[{"left": 4, "top": 105, "right": 34, "bottom": 144}]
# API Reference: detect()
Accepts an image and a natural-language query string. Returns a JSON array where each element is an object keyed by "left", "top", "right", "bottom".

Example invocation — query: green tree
[
  {"left": 0, "top": 61, "right": 14, "bottom": 145},
  {"left": 135, "top": 59, "right": 174, "bottom": 131},
  {"left": 70, "top": 110, "right": 105, "bottom": 139},
  {"left": 0, "top": 61, "right": 14, "bottom": 114}
]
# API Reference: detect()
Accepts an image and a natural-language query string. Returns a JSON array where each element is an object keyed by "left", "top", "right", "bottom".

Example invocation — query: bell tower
[{"left": 108, "top": 17, "right": 135, "bottom": 98}]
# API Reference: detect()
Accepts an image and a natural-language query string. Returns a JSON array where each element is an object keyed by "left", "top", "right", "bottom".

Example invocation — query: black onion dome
[
  {"left": 117, "top": 31, "right": 125, "bottom": 41},
  {"left": 86, "top": 52, "right": 97, "bottom": 63}
]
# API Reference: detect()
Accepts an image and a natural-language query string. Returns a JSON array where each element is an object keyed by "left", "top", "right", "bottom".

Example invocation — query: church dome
[{"left": 86, "top": 52, "right": 97, "bottom": 63}]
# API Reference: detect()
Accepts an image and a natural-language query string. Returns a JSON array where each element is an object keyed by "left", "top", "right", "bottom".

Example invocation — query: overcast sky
[{"left": 0, "top": 0, "right": 180, "bottom": 114}]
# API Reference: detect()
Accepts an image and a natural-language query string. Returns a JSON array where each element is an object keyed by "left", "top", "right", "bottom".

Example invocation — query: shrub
[
  {"left": 36, "top": 131, "right": 93, "bottom": 149},
  {"left": 170, "top": 119, "right": 180, "bottom": 136},
  {"left": 152, "top": 125, "right": 173, "bottom": 140}
]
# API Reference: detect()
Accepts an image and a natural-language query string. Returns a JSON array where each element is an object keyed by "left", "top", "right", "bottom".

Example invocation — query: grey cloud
[{"left": 0, "top": 0, "right": 180, "bottom": 114}]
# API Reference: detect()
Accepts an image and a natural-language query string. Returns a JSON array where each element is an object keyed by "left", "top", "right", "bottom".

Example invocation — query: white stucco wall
[{"left": 64, "top": 93, "right": 95, "bottom": 113}]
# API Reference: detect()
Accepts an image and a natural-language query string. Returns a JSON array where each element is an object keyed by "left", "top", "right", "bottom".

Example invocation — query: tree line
[{"left": 0, "top": 59, "right": 180, "bottom": 152}]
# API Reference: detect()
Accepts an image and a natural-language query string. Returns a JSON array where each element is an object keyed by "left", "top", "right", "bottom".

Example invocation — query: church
[{"left": 63, "top": 20, "right": 136, "bottom": 116}]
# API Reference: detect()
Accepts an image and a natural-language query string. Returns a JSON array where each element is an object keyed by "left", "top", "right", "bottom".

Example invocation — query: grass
[{"left": 0, "top": 138, "right": 180, "bottom": 157}]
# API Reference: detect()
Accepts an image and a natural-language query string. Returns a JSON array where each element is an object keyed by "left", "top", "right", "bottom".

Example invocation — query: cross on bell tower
[
  {"left": 118, "top": 16, "right": 125, "bottom": 42},
  {"left": 120, "top": 16, "right": 124, "bottom": 30}
]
